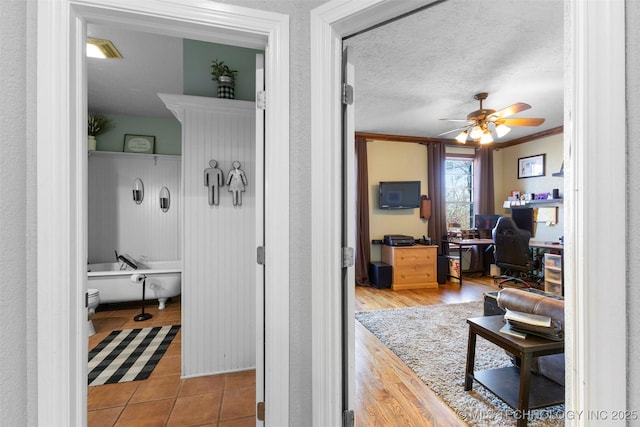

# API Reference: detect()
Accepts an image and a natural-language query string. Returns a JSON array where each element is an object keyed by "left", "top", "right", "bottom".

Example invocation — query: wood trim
[{"left": 356, "top": 125, "right": 564, "bottom": 148}]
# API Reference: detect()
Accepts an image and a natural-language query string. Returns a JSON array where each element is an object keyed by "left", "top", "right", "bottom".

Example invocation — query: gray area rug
[{"left": 355, "top": 302, "right": 564, "bottom": 426}]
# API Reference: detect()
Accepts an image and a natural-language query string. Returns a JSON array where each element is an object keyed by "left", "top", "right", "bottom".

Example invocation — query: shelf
[
  {"left": 503, "top": 198, "right": 563, "bottom": 208},
  {"left": 88, "top": 150, "right": 181, "bottom": 160}
]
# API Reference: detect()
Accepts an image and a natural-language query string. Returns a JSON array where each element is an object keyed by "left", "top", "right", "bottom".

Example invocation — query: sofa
[{"left": 496, "top": 287, "right": 565, "bottom": 386}]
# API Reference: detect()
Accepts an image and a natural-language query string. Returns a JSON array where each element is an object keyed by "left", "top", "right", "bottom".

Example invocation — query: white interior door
[
  {"left": 255, "top": 52, "right": 266, "bottom": 426},
  {"left": 341, "top": 45, "right": 356, "bottom": 425}
]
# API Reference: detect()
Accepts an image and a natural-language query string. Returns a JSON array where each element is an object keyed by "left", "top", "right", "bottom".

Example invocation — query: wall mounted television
[{"left": 378, "top": 181, "right": 420, "bottom": 209}]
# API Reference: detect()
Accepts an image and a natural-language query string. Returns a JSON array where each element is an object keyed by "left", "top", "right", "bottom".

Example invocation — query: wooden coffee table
[{"left": 465, "top": 315, "right": 565, "bottom": 426}]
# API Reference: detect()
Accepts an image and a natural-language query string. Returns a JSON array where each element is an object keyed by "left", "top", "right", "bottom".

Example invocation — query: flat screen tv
[
  {"left": 511, "top": 207, "right": 535, "bottom": 236},
  {"left": 378, "top": 181, "right": 420, "bottom": 209}
]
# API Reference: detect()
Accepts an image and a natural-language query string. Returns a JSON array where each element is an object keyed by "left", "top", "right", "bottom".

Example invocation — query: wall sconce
[
  {"left": 159, "top": 187, "right": 170, "bottom": 212},
  {"left": 132, "top": 178, "right": 144, "bottom": 204}
]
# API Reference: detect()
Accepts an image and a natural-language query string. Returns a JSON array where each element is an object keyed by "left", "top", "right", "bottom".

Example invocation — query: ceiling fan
[{"left": 437, "top": 92, "right": 545, "bottom": 144}]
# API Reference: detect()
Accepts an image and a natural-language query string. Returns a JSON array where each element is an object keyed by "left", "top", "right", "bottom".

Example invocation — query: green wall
[
  {"left": 183, "top": 39, "right": 263, "bottom": 101},
  {"left": 95, "top": 113, "right": 181, "bottom": 155},
  {"left": 94, "top": 40, "right": 263, "bottom": 155}
]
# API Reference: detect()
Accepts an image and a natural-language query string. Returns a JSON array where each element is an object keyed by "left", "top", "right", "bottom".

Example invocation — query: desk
[
  {"left": 465, "top": 316, "right": 565, "bottom": 426},
  {"left": 443, "top": 238, "right": 494, "bottom": 285}
]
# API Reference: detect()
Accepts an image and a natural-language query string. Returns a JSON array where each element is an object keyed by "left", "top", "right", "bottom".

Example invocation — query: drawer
[
  {"left": 395, "top": 264, "right": 436, "bottom": 284},
  {"left": 544, "top": 253, "right": 562, "bottom": 268},
  {"left": 394, "top": 248, "right": 435, "bottom": 267},
  {"left": 545, "top": 281, "right": 563, "bottom": 296},
  {"left": 544, "top": 268, "right": 562, "bottom": 284}
]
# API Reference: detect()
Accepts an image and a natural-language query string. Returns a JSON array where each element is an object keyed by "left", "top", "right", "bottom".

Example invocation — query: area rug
[
  {"left": 355, "top": 302, "right": 564, "bottom": 426},
  {"left": 88, "top": 325, "right": 180, "bottom": 386}
]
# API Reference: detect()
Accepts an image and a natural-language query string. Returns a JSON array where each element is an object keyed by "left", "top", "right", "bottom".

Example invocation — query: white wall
[
  {"left": 164, "top": 95, "right": 256, "bottom": 376},
  {"left": 88, "top": 152, "right": 181, "bottom": 263}
]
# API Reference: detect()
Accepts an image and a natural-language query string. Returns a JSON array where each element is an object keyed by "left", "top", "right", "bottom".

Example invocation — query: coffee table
[{"left": 465, "top": 315, "right": 565, "bottom": 426}]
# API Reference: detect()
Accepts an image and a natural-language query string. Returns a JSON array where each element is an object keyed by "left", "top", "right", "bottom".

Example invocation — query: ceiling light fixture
[
  {"left": 495, "top": 123, "right": 511, "bottom": 138},
  {"left": 470, "top": 125, "right": 483, "bottom": 139},
  {"left": 480, "top": 129, "right": 493, "bottom": 144},
  {"left": 87, "top": 37, "right": 122, "bottom": 59},
  {"left": 455, "top": 130, "right": 468, "bottom": 144}
]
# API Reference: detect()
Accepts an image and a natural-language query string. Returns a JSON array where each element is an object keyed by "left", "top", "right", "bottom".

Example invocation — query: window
[{"left": 445, "top": 157, "right": 474, "bottom": 229}]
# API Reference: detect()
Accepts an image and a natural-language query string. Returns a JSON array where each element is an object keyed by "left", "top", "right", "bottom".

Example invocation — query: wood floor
[{"left": 354, "top": 275, "right": 498, "bottom": 427}]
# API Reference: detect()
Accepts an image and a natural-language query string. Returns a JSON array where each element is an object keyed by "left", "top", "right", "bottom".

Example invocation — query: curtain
[
  {"left": 474, "top": 146, "right": 495, "bottom": 214},
  {"left": 355, "top": 137, "right": 371, "bottom": 285},
  {"left": 427, "top": 143, "right": 448, "bottom": 253}
]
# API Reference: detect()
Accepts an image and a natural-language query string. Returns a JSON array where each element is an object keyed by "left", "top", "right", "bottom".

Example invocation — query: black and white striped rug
[{"left": 88, "top": 325, "right": 181, "bottom": 386}]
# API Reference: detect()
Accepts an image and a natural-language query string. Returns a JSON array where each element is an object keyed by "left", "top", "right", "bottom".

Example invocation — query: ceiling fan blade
[
  {"left": 439, "top": 118, "right": 473, "bottom": 123},
  {"left": 499, "top": 117, "right": 545, "bottom": 126},
  {"left": 490, "top": 102, "right": 531, "bottom": 119},
  {"left": 433, "top": 126, "right": 469, "bottom": 137}
]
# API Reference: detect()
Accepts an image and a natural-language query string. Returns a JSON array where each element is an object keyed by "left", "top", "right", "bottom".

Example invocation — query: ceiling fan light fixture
[
  {"left": 455, "top": 130, "right": 469, "bottom": 144},
  {"left": 470, "top": 125, "right": 483, "bottom": 139},
  {"left": 480, "top": 129, "right": 493, "bottom": 144},
  {"left": 495, "top": 123, "right": 511, "bottom": 138}
]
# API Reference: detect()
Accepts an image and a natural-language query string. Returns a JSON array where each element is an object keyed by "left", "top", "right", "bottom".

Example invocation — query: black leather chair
[{"left": 492, "top": 216, "right": 540, "bottom": 288}]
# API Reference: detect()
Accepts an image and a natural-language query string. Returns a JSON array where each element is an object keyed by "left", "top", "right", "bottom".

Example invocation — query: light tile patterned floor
[{"left": 88, "top": 298, "right": 256, "bottom": 427}]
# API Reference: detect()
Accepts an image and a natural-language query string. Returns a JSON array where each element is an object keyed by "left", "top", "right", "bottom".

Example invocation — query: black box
[
  {"left": 369, "top": 262, "right": 391, "bottom": 289},
  {"left": 437, "top": 256, "right": 448, "bottom": 284}
]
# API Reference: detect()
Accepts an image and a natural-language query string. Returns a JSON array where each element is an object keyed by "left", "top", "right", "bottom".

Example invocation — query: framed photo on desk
[{"left": 518, "top": 154, "right": 545, "bottom": 179}]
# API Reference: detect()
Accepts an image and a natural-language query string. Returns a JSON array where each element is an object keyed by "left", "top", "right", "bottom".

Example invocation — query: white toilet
[{"left": 87, "top": 288, "right": 100, "bottom": 336}]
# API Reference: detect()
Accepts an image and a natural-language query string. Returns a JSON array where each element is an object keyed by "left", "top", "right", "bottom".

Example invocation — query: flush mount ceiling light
[
  {"left": 87, "top": 37, "right": 122, "bottom": 59},
  {"left": 435, "top": 92, "right": 545, "bottom": 144}
]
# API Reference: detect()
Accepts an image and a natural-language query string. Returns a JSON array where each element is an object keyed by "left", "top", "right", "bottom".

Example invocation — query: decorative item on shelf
[
  {"left": 87, "top": 112, "right": 113, "bottom": 151},
  {"left": 159, "top": 186, "right": 170, "bottom": 212},
  {"left": 132, "top": 178, "right": 144, "bottom": 204},
  {"left": 204, "top": 159, "right": 224, "bottom": 206},
  {"left": 124, "top": 134, "right": 155, "bottom": 154},
  {"left": 211, "top": 59, "right": 238, "bottom": 99},
  {"left": 226, "top": 160, "right": 247, "bottom": 206}
]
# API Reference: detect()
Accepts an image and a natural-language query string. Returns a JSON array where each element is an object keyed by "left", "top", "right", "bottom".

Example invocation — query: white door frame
[
  {"left": 36, "top": 1, "right": 289, "bottom": 425},
  {"left": 310, "top": 0, "right": 626, "bottom": 425}
]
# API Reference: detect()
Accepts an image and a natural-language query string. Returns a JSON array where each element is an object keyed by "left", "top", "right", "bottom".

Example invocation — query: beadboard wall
[
  {"left": 161, "top": 94, "right": 257, "bottom": 377},
  {"left": 88, "top": 152, "right": 181, "bottom": 264}
]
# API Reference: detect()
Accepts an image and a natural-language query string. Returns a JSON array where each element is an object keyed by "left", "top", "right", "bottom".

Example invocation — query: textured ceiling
[
  {"left": 88, "top": 0, "right": 564, "bottom": 143},
  {"left": 344, "top": 0, "right": 564, "bottom": 142}
]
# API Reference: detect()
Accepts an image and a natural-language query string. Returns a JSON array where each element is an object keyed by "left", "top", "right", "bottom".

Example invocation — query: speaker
[
  {"left": 369, "top": 262, "right": 392, "bottom": 289},
  {"left": 437, "top": 256, "right": 448, "bottom": 284}
]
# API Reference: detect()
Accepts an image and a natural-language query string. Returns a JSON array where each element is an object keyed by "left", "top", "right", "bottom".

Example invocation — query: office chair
[{"left": 492, "top": 217, "right": 541, "bottom": 289}]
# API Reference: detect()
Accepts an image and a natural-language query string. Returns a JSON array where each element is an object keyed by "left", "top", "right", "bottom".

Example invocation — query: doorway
[
  {"left": 310, "top": 0, "right": 626, "bottom": 425},
  {"left": 36, "top": 1, "right": 289, "bottom": 425}
]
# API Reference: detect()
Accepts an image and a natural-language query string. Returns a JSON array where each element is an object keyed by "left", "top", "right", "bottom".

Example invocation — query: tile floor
[{"left": 88, "top": 297, "right": 256, "bottom": 427}]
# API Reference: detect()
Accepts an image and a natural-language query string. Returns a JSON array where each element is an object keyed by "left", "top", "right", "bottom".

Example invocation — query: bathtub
[{"left": 87, "top": 260, "right": 181, "bottom": 310}]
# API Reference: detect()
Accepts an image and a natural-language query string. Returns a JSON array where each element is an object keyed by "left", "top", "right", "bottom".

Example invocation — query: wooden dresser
[{"left": 381, "top": 244, "right": 439, "bottom": 290}]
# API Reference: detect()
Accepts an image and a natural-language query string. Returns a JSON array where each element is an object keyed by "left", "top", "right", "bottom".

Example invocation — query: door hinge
[
  {"left": 342, "top": 83, "right": 354, "bottom": 105},
  {"left": 342, "top": 247, "right": 354, "bottom": 268},
  {"left": 257, "top": 90, "right": 266, "bottom": 110},
  {"left": 257, "top": 401, "right": 265, "bottom": 421},
  {"left": 257, "top": 246, "right": 265, "bottom": 265},
  {"left": 343, "top": 409, "right": 355, "bottom": 427}
]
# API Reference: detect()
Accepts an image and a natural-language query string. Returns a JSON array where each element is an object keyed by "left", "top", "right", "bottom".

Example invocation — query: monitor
[
  {"left": 474, "top": 214, "right": 502, "bottom": 239},
  {"left": 511, "top": 207, "right": 535, "bottom": 236},
  {"left": 378, "top": 181, "right": 420, "bottom": 209}
]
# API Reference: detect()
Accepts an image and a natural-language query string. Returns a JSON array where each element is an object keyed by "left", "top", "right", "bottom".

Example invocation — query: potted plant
[
  {"left": 87, "top": 112, "right": 113, "bottom": 151},
  {"left": 210, "top": 59, "right": 238, "bottom": 99}
]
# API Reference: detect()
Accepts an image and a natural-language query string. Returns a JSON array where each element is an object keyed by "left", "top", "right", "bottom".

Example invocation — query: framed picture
[
  {"left": 518, "top": 154, "right": 545, "bottom": 179},
  {"left": 123, "top": 134, "right": 155, "bottom": 154}
]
